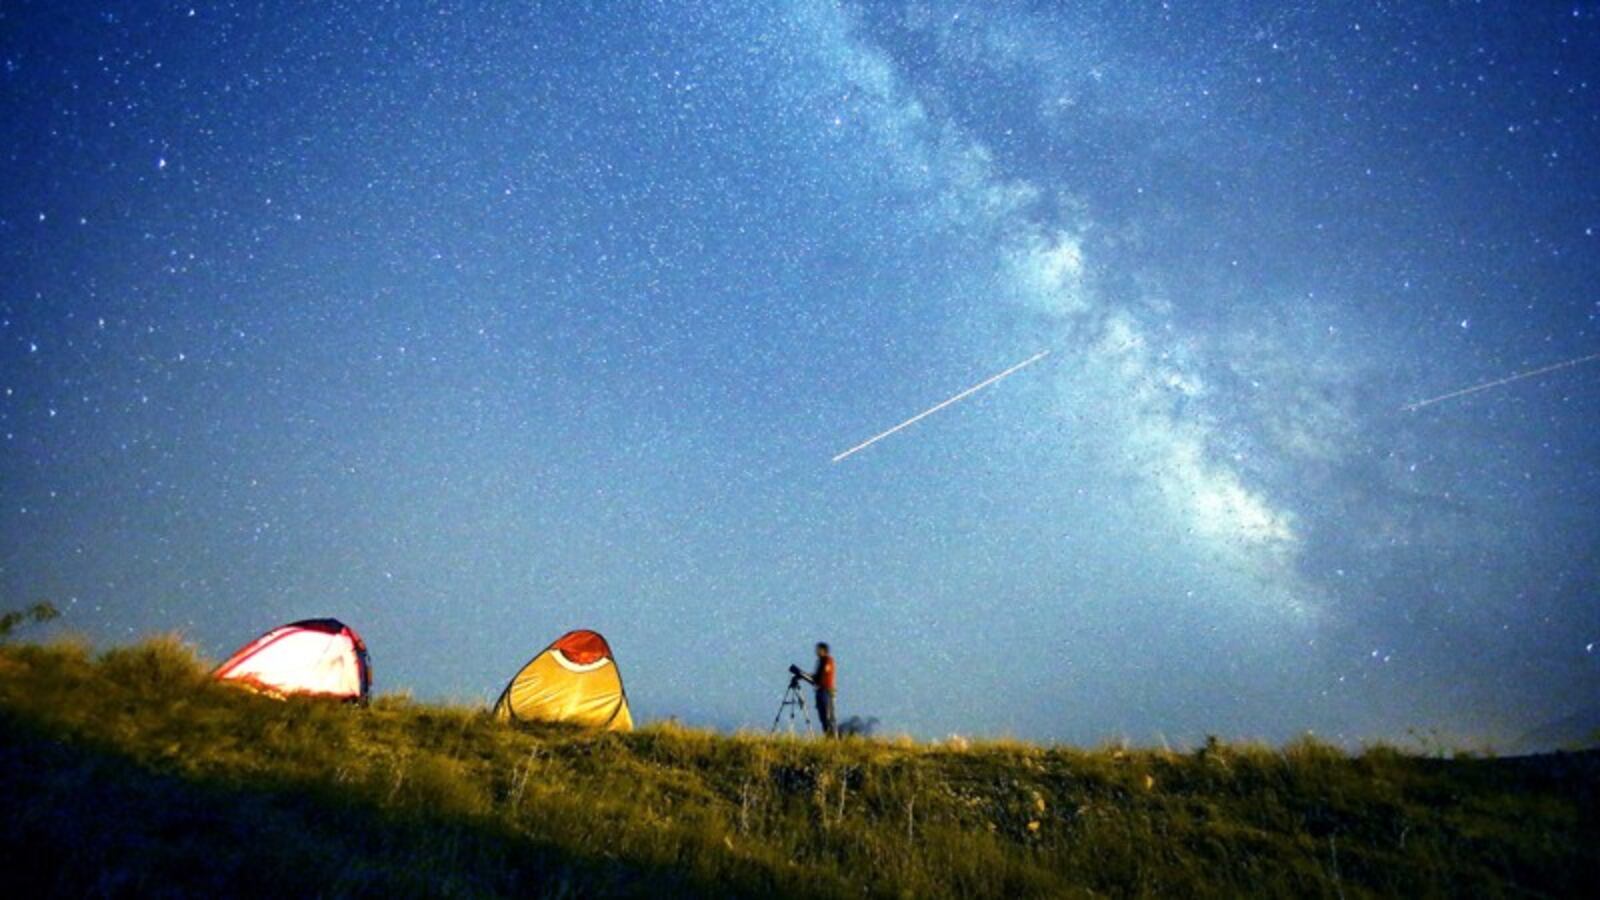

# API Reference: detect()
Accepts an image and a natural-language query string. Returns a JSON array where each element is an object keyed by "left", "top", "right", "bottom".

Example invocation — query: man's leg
[{"left": 816, "top": 690, "right": 835, "bottom": 737}]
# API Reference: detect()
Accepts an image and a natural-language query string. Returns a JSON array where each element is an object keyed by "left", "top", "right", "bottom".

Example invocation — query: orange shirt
[{"left": 815, "top": 656, "right": 836, "bottom": 691}]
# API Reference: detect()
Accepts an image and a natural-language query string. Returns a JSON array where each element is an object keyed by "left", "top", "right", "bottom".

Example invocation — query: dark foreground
[{"left": 1, "top": 638, "right": 1596, "bottom": 898}]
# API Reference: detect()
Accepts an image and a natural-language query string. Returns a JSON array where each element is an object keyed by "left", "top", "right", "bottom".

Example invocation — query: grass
[{"left": 0, "top": 636, "right": 1596, "bottom": 897}]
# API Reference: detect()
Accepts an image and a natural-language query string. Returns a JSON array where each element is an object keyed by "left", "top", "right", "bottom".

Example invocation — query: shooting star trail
[
  {"left": 1402, "top": 351, "right": 1600, "bottom": 412},
  {"left": 832, "top": 350, "right": 1052, "bottom": 463}
]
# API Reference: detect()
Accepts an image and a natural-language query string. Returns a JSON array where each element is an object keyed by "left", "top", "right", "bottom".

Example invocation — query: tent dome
[
  {"left": 493, "top": 629, "right": 632, "bottom": 730},
  {"left": 213, "top": 618, "right": 371, "bottom": 702}
]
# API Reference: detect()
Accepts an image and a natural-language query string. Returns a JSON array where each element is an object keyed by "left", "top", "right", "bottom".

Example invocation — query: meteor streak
[
  {"left": 832, "top": 350, "right": 1051, "bottom": 463},
  {"left": 1402, "top": 351, "right": 1600, "bottom": 412}
]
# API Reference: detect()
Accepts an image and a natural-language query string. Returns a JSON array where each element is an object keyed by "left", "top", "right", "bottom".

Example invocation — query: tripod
[{"left": 769, "top": 676, "right": 813, "bottom": 735}]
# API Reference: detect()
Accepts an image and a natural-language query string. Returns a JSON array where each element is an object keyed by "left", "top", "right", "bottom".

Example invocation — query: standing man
[{"left": 812, "top": 642, "right": 837, "bottom": 738}]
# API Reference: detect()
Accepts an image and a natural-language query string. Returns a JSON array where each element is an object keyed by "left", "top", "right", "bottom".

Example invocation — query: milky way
[{"left": 2, "top": 1, "right": 1598, "bottom": 746}]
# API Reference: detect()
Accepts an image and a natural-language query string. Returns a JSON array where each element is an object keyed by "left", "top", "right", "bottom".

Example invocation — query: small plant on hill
[{"left": 0, "top": 603, "right": 59, "bottom": 640}]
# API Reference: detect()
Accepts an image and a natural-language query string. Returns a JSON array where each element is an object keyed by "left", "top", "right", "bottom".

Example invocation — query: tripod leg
[{"left": 771, "top": 694, "right": 789, "bottom": 734}]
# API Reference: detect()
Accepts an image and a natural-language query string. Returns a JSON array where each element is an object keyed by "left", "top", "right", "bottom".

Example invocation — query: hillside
[
  {"left": 1517, "top": 705, "right": 1600, "bottom": 755},
  {"left": 1, "top": 638, "right": 1596, "bottom": 898}
]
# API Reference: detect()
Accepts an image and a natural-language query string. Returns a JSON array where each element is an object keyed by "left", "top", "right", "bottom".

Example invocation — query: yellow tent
[{"left": 492, "top": 630, "right": 633, "bottom": 730}]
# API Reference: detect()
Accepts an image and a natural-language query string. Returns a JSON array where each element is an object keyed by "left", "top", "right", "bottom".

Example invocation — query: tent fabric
[
  {"left": 493, "top": 630, "right": 633, "bottom": 731},
  {"left": 213, "top": 618, "right": 371, "bottom": 702}
]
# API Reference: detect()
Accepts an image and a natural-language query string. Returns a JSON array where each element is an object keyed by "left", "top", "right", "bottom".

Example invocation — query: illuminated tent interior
[
  {"left": 212, "top": 618, "right": 372, "bottom": 703},
  {"left": 493, "top": 629, "right": 633, "bottom": 731}
]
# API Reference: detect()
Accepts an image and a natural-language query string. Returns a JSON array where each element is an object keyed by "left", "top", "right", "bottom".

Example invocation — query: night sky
[{"left": 4, "top": 1, "right": 1598, "bottom": 747}]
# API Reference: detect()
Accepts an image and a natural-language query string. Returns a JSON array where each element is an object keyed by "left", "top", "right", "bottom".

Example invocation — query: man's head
[{"left": 815, "top": 642, "right": 830, "bottom": 658}]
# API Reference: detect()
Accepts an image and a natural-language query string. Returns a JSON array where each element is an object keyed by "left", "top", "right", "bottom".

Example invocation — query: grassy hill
[{"left": 1, "top": 637, "right": 1595, "bottom": 898}]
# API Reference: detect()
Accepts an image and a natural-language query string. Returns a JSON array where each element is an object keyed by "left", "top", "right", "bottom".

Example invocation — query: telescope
[{"left": 772, "top": 665, "right": 814, "bottom": 734}]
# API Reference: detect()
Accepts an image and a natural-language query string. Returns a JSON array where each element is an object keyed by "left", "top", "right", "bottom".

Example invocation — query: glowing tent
[
  {"left": 493, "top": 630, "right": 633, "bottom": 730},
  {"left": 213, "top": 618, "right": 371, "bottom": 703}
]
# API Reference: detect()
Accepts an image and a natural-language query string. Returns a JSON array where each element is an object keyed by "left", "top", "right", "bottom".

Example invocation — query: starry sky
[{"left": 3, "top": 1, "right": 1598, "bottom": 747}]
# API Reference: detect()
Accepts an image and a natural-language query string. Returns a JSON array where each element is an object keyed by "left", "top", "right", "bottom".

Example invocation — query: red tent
[{"left": 213, "top": 618, "right": 371, "bottom": 702}]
